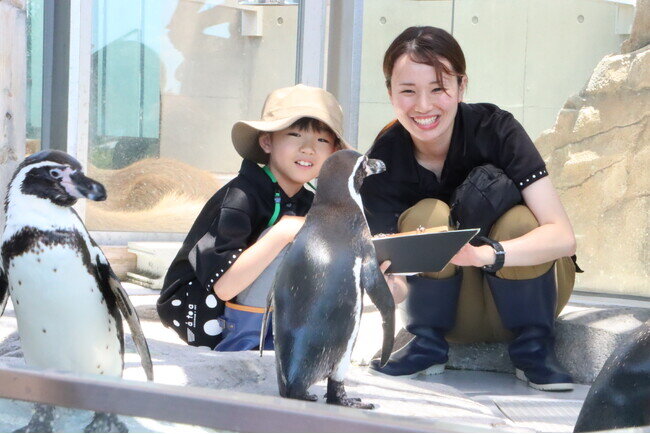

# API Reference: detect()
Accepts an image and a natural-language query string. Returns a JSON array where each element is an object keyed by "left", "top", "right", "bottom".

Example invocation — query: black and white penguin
[
  {"left": 0, "top": 150, "right": 153, "bottom": 432},
  {"left": 574, "top": 323, "right": 650, "bottom": 432},
  {"left": 267, "top": 149, "right": 395, "bottom": 409}
]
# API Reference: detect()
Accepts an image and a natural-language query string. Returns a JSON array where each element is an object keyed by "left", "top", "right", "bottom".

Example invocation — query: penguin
[
  {"left": 574, "top": 323, "right": 650, "bottom": 432},
  {"left": 264, "top": 149, "right": 395, "bottom": 409},
  {"left": 0, "top": 150, "right": 153, "bottom": 432}
]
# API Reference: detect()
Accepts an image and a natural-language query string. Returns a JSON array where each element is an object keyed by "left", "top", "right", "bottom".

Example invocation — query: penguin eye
[{"left": 49, "top": 168, "right": 63, "bottom": 179}]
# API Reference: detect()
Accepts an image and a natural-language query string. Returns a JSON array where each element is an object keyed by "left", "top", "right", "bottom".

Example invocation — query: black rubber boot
[
  {"left": 369, "top": 272, "right": 461, "bottom": 377},
  {"left": 486, "top": 267, "right": 574, "bottom": 391}
]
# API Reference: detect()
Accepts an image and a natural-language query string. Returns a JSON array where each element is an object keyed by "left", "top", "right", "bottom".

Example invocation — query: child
[{"left": 157, "top": 84, "right": 350, "bottom": 351}]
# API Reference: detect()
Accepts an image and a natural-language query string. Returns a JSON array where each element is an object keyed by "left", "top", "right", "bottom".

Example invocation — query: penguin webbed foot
[
  {"left": 326, "top": 379, "right": 374, "bottom": 410},
  {"left": 285, "top": 392, "right": 318, "bottom": 402},
  {"left": 14, "top": 404, "right": 55, "bottom": 433},
  {"left": 83, "top": 412, "right": 128, "bottom": 433}
]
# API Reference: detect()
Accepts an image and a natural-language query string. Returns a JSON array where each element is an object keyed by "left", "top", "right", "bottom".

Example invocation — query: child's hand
[{"left": 380, "top": 260, "right": 408, "bottom": 304}]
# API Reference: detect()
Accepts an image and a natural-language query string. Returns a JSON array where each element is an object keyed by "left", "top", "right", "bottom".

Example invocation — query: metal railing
[{"left": 0, "top": 365, "right": 513, "bottom": 433}]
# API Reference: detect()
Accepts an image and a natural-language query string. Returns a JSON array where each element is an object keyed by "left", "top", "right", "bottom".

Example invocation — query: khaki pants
[{"left": 398, "top": 199, "right": 575, "bottom": 344}]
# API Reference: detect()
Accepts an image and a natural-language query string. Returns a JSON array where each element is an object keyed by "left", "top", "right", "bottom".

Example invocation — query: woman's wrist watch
[{"left": 477, "top": 236, "right": 505, "bottom": 273}]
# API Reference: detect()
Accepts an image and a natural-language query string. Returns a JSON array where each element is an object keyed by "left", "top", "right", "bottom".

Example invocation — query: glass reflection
[
  {"left": 86, "top": 0, "right": 299, "bottom": 233},
  {"left": 0, "top": 397, "right": 214, "bottom": 432}
]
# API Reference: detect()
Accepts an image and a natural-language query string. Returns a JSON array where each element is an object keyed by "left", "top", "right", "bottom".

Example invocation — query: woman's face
[{"left": 388, "top": 54, "right": 466, "bottom": 152}]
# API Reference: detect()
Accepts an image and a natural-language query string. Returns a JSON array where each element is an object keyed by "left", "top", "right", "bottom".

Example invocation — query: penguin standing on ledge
[
  {"left": 265, "top": 150, "right": 395, "bottom": 409},
  {"left": 0, "top": 150, "right": 153, "bottom": 433}
]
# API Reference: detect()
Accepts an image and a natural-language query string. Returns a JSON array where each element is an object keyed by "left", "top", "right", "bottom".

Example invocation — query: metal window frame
[
  {"left": 325, "top": 0, "right": 364, "bottom": 147},
  {"left": 0, "top": 365, "right": 510, "bottom": 433},
  {"left": 296, "top": 0, "right": 329, "bottom": 87}
]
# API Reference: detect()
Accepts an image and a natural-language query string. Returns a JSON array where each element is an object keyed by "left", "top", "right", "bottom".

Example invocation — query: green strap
[
  {"left": 263, "top": 166, "right": 281, "bottom": 227},
  {"left": 262, "top": 165, "right": 277, "bottom": 183},
  {"left": 263, "top": 166, "right": 316, "bottom": 227}
]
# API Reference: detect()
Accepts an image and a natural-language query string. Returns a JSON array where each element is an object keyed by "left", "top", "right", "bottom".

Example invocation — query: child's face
[{"left": 260, "top": 126, "right": 337, "bottom": 193}]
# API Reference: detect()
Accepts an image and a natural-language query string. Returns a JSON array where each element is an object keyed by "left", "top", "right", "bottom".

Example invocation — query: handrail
[{"left": 0, "top": 364, "right": 515, "bottom": 433}]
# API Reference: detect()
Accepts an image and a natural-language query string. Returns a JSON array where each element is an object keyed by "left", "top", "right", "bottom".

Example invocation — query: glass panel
[
  {"left": 86, "top": 0, "right": 299, "bottom": 233},
  {"left": 0, "top": 397, "right": 215, "bottom": 432},
  {"left": 26, "top": 0, "right": 44, "bottom": 156},
  {"left": 358, "top": 0, "right": 646, "bottom": 297}
]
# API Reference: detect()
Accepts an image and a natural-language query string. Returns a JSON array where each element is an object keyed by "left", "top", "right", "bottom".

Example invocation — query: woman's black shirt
[
  {"left": 163, "top": 158, "right": 313, "bottom": 293},
  {"left": 360, "top": 102, "right": 548, "bottom": 235}
]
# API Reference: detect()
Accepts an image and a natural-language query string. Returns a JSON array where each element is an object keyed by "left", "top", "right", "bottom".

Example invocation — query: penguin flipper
[
  {"left": 96, "top": 258, "right": 154, "bottom": 381},
  {"left": 361, "top": 259, "right": 395, "bottom": 367},
  {"left": 259, "top": 287, "right": 274, "bottom": 357},
  {"left": 0, "top": 263, "right": 8, "bottom": 317}
]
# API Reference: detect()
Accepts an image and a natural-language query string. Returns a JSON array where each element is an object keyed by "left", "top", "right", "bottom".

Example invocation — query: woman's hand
[
  {"left": 450, "top": 243, "right": 495, "bottom": 268},
  {"left": 380, "top": 260, "right": 408, "bottom": 304}
]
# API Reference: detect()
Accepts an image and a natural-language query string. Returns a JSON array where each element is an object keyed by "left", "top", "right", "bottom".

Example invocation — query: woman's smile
[{"left": 412, "top": 114, "right": 441, "bottom": 130}]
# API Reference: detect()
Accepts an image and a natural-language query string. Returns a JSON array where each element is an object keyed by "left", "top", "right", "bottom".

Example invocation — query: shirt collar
[
  {"left": 376, "top": 122, "right": 420, "bottom": 183},
  {"left": 239, "top": 158, "right": 312, "bottom": 206},
  {"left": 380, "top": 104, "right": 465, "bottom": 184}
]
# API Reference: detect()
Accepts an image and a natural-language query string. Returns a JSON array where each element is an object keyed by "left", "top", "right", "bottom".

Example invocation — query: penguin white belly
[
  {"left": 9, "top": 245, "right": 122, "bottom": 378},
  {"left": 331, "top": 257, "right": 363, "bottom": 381}
]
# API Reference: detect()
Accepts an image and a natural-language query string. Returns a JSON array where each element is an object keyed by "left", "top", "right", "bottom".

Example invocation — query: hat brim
[{"left": 232, "top": 114, "right": 352, "bottom": 165}]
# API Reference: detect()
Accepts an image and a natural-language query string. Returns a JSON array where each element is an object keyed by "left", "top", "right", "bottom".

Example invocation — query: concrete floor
[
  {"left": 0, "top": 283, "right": 637, "bottom": 432},
  {"left": 428, "top": 369, "right": 590, "bottom": 432},
  {"left": 128, "top": 284, "right": 603, "bottom": 432}
]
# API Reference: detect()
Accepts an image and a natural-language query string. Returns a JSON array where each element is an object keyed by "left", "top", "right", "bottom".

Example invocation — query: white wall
[{"left": 357, "top": 0, "right": 628, "bottom": 151}]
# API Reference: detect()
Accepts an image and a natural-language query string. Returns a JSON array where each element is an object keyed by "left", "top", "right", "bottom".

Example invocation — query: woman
[{"left": 362, "top": 26, "right": 578, "bottom": 391}]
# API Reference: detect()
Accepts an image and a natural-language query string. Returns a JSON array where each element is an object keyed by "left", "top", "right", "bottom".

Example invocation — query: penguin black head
[
  {"left": 8, "top": 150, "right": 107, "bottom": 208},
  {"left": 314, "top": 150, "right": 385, "bottom": 207}
]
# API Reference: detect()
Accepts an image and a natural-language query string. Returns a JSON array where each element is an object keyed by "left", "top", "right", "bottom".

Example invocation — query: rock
[
  {"left": 555, "top": 307, "right": 650, "bottom": 384},
  {"left": 368, "top": 306, "right": 650, "bottom": 385},
  {"left": 585, "top": 54, "right": 632, "bottom": 96},
  {"left": 536, "top": 40, "right": 650, "bottom": 296},
  {"left": 621, "top": 0, "right": 650, "bottom": 53},
  {"left": 628, "top": 48, "right": 650, "bottom": 89}
]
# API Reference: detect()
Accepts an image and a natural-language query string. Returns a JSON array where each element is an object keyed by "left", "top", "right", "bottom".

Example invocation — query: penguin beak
[
  {"left": 365, "top": 158, "right": 386, "bottom": 176},
  {"left": 62, "top": 171, "right": 107, "bottom": 201}
]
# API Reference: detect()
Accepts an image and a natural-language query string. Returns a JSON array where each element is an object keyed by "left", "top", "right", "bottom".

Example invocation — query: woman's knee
[
  {"left": 398, "top": 199, "right": 450, "bottom": 232},
  {"left": 490, "top": 205, "right": 553, "bottom": 280},
  {"left": 489, "top": 205, "right": 538, "bottom": 242}
]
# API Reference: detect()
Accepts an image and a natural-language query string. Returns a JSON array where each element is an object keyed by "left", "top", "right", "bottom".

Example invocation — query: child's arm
[{"left": 213, "top": 215, "right": 305, "bottom": 301}]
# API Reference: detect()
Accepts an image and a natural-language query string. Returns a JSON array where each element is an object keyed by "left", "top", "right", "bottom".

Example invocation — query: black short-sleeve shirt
[
  {"left": 360, "top": 102, "right": 548, "bottom": 235},
  {"left": 163, "top": 158, "right": 314, "bottom": 293}
]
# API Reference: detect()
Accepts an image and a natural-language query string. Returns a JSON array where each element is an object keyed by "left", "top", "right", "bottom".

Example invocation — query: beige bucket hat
[{"left": 232, "top": 84, "right": 352, "bottom": 164}]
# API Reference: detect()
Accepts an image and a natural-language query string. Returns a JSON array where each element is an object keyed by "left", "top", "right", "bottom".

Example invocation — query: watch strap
[{"left": 477, "top": 236, "right": 505, "bottom": 273}]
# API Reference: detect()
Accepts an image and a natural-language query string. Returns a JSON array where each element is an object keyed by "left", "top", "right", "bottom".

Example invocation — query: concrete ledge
[
  {"left": 368, "top": 305, "right": 650, "bottom": 384},
  {"left": 447, "top": 306, "right": 650, "bottom": 384},
  {"left": 554, "top": 307, "right": 650, "bottom": 383}
]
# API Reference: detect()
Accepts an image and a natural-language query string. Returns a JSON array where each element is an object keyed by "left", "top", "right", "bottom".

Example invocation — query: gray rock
[
  {"left": 377, "top": 307, "right": 650, "bottom": 385},
  {"left": 555, "top": 307, "right": 650, "bottom": 383}
]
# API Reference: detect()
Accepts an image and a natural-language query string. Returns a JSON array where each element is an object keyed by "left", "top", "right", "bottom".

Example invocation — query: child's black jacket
[{"left": 157, "top": 158, "right": 313, "bottom": 347}]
